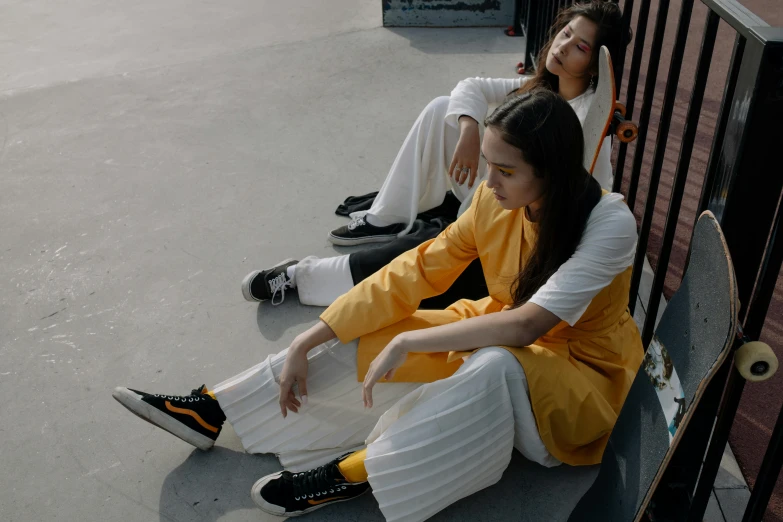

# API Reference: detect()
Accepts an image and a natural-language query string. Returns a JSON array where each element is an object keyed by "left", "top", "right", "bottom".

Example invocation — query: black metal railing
[
  {"left": 613, "top": 0, "right": 783, "bottom": 519},
  {"left": 612, "top": 0, "right": 652, "bottom": 195},
  {"left": 513, "top": 0, "right": 783, "bottom": 518}
]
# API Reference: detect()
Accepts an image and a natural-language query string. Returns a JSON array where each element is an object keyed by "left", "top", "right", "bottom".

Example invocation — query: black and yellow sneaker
[
  {"left": 251, "top": 454, "right": 370, "bottom": 517},
  {"left": 112, "top": 385, "right": 226, "bottom": 451}
]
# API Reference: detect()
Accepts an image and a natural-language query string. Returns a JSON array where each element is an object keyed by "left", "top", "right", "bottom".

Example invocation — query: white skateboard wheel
[{"left": 735, "top": 341, "right": 778, "bottom": 382}]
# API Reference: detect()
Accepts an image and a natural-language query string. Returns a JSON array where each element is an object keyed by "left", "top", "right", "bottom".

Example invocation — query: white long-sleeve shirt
[{"left": 444, "top": 76, "right": 614, "bottom": 191}]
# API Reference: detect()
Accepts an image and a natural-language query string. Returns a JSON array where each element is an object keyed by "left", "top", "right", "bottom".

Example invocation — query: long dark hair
[
  {"left": 517, "top": 0, "right": 631, "bottom": 95},
  {"left": 485, "top": 89, "right": 602, "bottom": 307}
]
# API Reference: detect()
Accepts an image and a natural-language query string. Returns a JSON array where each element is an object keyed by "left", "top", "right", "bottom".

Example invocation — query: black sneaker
[
  {"left": 251, "top": 454, "right": 370, "bottom": 516},
  {"left": 328, "top": 216, "right": 405, "bottom": 246},
  {"left": 112, "top": 385, "right": 226, "bottom": 451},
  {"left": 241, "top": 258, "right": 298, "bottom": 304}
]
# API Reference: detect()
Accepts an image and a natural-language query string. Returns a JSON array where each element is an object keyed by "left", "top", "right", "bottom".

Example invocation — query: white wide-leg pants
[
  {"left": 363, "top": 95, "right": 484, "bottom": 235},
  {"left": 212, "top": 342, "right": 559, "bottom": 522},
  {"left": 293, "top": 255, "right": 354, "bottom": 307}
]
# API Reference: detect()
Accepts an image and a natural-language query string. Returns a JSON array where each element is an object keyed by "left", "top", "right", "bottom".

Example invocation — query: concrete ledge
[{"left": 383, "top": 0, "right": 512, "bottom": 27}]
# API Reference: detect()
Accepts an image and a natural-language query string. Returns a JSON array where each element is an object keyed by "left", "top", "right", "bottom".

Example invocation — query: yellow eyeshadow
[{"left": 500, "top": 168, "right": 514, "bottom": 175}]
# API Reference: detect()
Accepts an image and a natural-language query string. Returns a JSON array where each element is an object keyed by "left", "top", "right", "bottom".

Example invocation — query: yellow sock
[
  {"left": 337, "top": 449, "right": 368, "bottom": 483},
  {"left": 203, "top": 387, "right": 216, "bottom": 400}
]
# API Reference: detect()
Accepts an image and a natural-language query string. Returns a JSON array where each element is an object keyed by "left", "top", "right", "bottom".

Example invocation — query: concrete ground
[
  {"left": 0, "top": 1, "right": 529, "bottom": 521},
  {"left": 0, "top": 1, "right": 746, "bottom": 521}
]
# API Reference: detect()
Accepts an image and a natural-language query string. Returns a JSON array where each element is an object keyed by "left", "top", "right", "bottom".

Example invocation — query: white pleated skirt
[{"left": 212, "top": 341, "right": 560, "bottom": 522}]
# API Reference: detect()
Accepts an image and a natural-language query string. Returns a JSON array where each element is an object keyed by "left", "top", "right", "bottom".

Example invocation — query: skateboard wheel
[
  {"left": 507, "top": 30, "right": 516, "bottom": 36},
  {"left": 615, "top": 102, "right": 627, "bottom": 118},
  {"left": 517, "top": 67, "right": 525, "bottom": 75},
  {"left": 617, "top": 121, "right": 638, "bottom": 143},
  {"left": 735, "top": 341, "right": 778, "bottom": 382}
]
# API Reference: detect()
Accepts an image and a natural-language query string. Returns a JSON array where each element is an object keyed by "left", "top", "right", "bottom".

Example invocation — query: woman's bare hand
[
  {"left": 448, "top": 117, "right": 481, "bottom": 188},
  {"left": 278, "top": 344, "right": 309, "bottom": 417},
  {"left": 362, "top": 336, "right": 409, "bottom": 408},
  {"left": 276, "top": 320, "right": 338, "bottom": 417}
]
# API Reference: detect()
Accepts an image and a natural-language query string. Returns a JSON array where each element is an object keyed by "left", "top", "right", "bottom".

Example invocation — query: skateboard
[
  {"left": 571, "top": 211, "right": 778, "bottom": 521},
  {"left": 582, "top": 46, "right": 639, "bottom": 175}
]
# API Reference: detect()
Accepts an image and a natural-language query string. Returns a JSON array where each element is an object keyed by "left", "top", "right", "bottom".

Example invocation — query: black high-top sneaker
[
  {"left": 251, "top": 454, "right": 370, "bottom": 516},
  {"left": 112, "top": 385, "right": 226, "bottom": 450},
  {"left": 241, "top": 259, "right": 298, "bottom": 304}
]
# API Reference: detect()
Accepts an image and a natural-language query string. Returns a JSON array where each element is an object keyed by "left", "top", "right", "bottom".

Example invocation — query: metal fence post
[
  {"left": 700, "top": 26, "right": 783, "bottom": 316},
  {"left": 690, "top": 21, "right": 783, "bottom": 521}
]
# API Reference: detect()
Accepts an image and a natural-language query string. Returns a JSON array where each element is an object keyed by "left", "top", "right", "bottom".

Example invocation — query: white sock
[
  {"left": 365, "top": 213, "right": 401, "bottom": 228},
  {"left": 286, "top": 264, "right": 297, "bottom": 287}
]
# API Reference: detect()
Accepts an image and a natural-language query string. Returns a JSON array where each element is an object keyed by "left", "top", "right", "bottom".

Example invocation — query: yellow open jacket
[{"left": 320, "top": 182, "right": 644, "bottom": 466}]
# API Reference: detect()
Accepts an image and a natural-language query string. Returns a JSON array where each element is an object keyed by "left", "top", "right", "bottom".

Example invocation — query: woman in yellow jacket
[{"left": 114, "top": 90, "right": 643, "bottom": 521}]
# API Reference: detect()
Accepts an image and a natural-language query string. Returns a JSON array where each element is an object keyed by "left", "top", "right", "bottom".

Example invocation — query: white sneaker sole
[
  {"left": 112, "top": 387, "right": 215, "bottom": 451},
  {"left": 327, "top": 233, "right": 399, "bottom": 246},
  {"left": 241, "top": 258, "right": 296, "bottom": 302},
  {"left": 250, "top": 472, "right": 368, "bottom": 517}
]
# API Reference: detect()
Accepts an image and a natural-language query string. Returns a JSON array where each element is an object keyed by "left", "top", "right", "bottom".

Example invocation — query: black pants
[{"left": 340, "top": 192, "right": 489, "bottom": 310}]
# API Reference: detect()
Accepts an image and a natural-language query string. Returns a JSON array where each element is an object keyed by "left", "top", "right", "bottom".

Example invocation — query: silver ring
[{"left": 461, "top": 167, "right": 469, "bottom": 173}]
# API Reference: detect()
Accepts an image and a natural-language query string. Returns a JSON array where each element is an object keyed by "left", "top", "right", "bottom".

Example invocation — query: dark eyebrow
[
  {"left": 567, "top": 24, "right": 593, "bottom": 47},
  {"left": 481, "top": 152, "right": 516, "bottom": 169}
]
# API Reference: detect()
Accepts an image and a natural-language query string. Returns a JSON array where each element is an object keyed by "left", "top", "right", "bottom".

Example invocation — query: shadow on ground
[
  {"left": 255, "top": 299, "right": 325, "bottom": 342},
  {"left": 156, "top": 448, "right": 568, "bottom": 521},
  {"left": 158, "top": 447, "right": 275, "bottom": 521},
  {"left": 388, "top": 27, "right": 526, "bottom": 58},
  {"left": 157, "top": 446, "right": 386, "bottom": 522}
]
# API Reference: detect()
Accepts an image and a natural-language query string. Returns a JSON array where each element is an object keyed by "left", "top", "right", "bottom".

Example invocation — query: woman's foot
[
  {"left": 251, "top": 454, "right": 370, "bottom": 516},
  {"left": 328, "top": 216, "right": 404, "bottom": 246},
  {"left": 112, "top": 385, "right": 226, "bottom": 451},
  {"left": 241, "top": 259, "right": 298, "bottom": 304}
]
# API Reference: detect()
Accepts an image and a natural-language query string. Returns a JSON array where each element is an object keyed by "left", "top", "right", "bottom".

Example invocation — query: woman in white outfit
[
  {"left": 113, "top": 89, "right": 643, "bottom": 521},
  {"left": 240, "top": 0, "right": 631, "bottom": 311}
]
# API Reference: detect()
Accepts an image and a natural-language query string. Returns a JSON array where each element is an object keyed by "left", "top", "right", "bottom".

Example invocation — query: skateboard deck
[
  {"left": 582, "top": 46, "right": 639, "bottom": 176},
  {"left": 571, "top": 211, "right": 738, "bottom": 521},
  {"left": 582, "top": 46, "right": 616, "bottom": 175}
]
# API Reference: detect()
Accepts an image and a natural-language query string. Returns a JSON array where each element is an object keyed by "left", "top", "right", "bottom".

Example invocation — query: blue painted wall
[{"left": 383, "top": 0, "right": 513, "bottom": 27}]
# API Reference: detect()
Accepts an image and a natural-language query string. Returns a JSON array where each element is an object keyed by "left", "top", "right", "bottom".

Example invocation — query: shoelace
[
  {"left": 347, "top": 216, "right": 366, "bottom": 231},
  {"left": 268, "top": 272, "right": 293, "bottom": 306},
  {"left": 154, "top": 386, "right": 208, "bottom": 403},
  {"left": 291, "top": 463, "right": 349, "bottom": 502}
]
